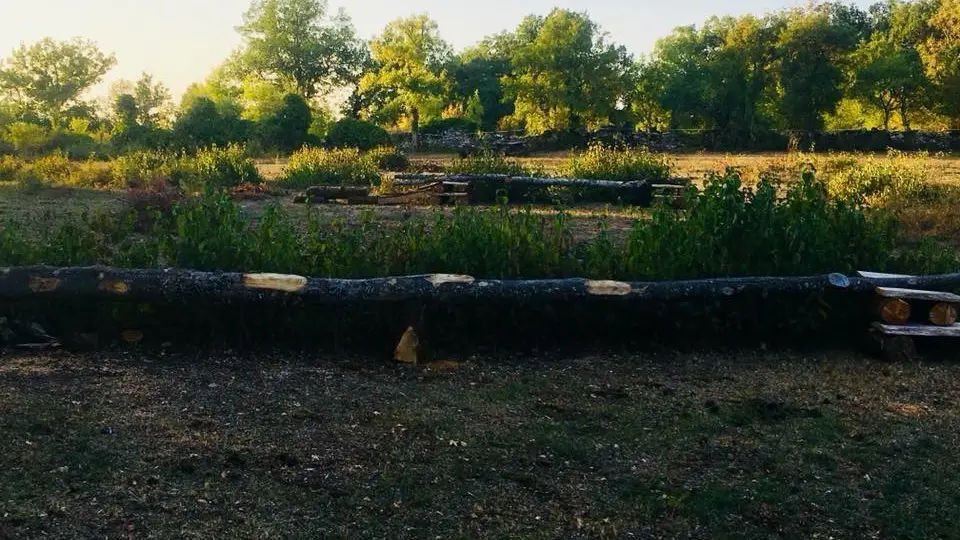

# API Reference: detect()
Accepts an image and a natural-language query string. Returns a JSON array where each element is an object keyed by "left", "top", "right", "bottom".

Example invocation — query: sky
[{"left": 0, "top": 0, "right": 874, "bottom": 101}]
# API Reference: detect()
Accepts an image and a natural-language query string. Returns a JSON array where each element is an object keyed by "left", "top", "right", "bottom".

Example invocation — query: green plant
[
  {"left": 366, "top": 147, "right": 409, "bottom": 172},
  {"left": 190, "top": 144, "right": 261, "bottom": 193},
  {"left": 561, "top": 144, "right": 672, "bottom": 183},
  {"left": 826, "top": 151, "right": 932, "bottom": 207},
  {"left": 445, "top": 152, "right": 536, "bottom": 176},
  {"left": 112, "top": 150, "right": 194, "bottom": 188},
  {"left": 326, "top": 118, "right": 392, "bottom": 150},
  {"left": 278, "top": 147, "right": 381, "bottom": 189},
  {"left": 29, "top": 151, "right": 74, "bottom": 184},
  {"left": 0, "top": 155, "right": 24, "bottom": 182}
]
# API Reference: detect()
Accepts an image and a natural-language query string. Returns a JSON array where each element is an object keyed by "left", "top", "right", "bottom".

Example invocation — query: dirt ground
[{"left": 3, "top": 348, "right": 960, "bottom": 539}]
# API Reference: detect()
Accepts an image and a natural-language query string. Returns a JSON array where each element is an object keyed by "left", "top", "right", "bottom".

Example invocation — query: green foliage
[
  {"left": 0, "top": 168, "right": 953, "bottom": 279},
  {"left": 236, "top": 0, "right": 366, "bottom": 98},
  {"left": 278, "top": 147, "right": 380, "bottom": 188},
  {"left": 622, "top": 169, "right": 898, "bottom": 278},
  {"left": 5, "top": 122, "right": 50, "bottom": 156},
  {"left": 326, "top": 118, "right": 391, "bottom": 150},
  {"left": 112, "top": 150, "right": 193, "bottom": 188},
  {"left": 173, "top": 97, "right": 252, "bottom": 151},
  {"left": 825, "top": 151, "right": 932, "bottom": 206},
  {"left": 445, "top": 152, "right": 536, "bottom": 176},
  {"left": 0, "top": 155, "right": 24, "bottom": 182},
  {"left": 191, "top": 145, "right": 262, "bottom": 192},
  {"left": 561, "top": 144, "right": 672, "bottom": 182},
  {"left": 0, "top": 38, "right": 116, "bottom": 125},
  {"left": 501, "top": 9, "right": 635, "bottom": 133},
  {"left": 357, "top": 15, "right": 453, "bottom": 133},
  {"left": 365, "top": 146, "right": 409, "bottom": 171},
  {"left": 259, "top": 93, "right": 313, "bottom": 152},
  {"left": 420, "top": 117, "right": 480, "bottom": 134}
]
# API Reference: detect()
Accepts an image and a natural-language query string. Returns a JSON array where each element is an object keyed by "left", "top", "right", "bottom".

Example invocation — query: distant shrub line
[{"left": 1, "top": 169, "right": 955, "bottom": 279}]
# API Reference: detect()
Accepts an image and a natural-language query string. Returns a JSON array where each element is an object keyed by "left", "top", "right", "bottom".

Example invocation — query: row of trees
[{"left": 2, "top": 0, "right": 960, "bottom": 155}]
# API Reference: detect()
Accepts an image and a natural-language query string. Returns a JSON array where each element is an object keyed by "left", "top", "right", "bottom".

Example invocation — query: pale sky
[{"left": 0, "top": 0, "right": 874, "bottom": 100}]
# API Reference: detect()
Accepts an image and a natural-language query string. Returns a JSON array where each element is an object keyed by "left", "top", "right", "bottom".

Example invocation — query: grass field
[{"left": 3, "top": 348, "right": 960, "bottom": 539}]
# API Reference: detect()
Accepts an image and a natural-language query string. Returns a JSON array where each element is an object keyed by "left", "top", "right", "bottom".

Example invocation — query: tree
[
  {"left": 851, "top": 36, "right": 928, "bottom": 129},
  {"left": 0, "top": 38, "right": 115, "bottom": 125},
  {"left": 501, "top": 9, "right": 635, "bottom": 133},
  {"left": 173, "top": 97, "right": 251, "bottom": 150},
  {"left": 259, "top": 93, "right": 312, "bottom": 151},
  {"left": 921, "top": 0, "right": 960, "bottom": 126},
  {"left": 358, "top": 15, "right": 453, "bottom": 144},
  {"left": 109, "top": 73, "right": 173, "bottom": 126},
  {"left": 776, "top": 7, "right": 859, "bottom": 131},
  {"left": 237, "top": 0, "right": 366, "bottom": 99},
  {"left": 449, "top": 41, "right": 514, "bottom": 131}
]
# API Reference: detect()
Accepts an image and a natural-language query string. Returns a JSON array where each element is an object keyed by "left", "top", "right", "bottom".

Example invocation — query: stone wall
[{"left": 395, "top": 128, "right": 960, "bottom": 154}]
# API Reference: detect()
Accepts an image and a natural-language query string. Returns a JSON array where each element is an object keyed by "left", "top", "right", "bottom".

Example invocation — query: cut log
[
  {"left": 0, "top": 267, "right": 875, "bottom": 304},
  {"left": 872, "top": 321, "right": 960, "bottom": 337},
  {"left": 876, "top": 287, "right": 960, "bottom": 303},
  {"left": 294, "top": 185, "right": 372, "bottom": 204},
  {"left": 876, "top": 298, "right": 911, "bottom": 325},
  {"left": 858, "top": 271, "right": 916, "bottom": 280},
  {"left": 929, "top": 302, "right": 958, "bottom": 326}
]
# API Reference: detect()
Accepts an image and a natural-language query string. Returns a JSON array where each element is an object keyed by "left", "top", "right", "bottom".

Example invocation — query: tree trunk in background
[
  {"left": 411, "top": 107, "right": 420, "bottom": 150},
  {"left": 900, "top": 104, "right": 911, "bottom": 131}
]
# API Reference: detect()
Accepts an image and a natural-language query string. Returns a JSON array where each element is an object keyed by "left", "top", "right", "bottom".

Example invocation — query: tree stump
[
  {"left": 876, "top": 298, "right": 911, "bottom": 325},
  {"left": 929, "top": 302, "right": 958, "bottom": 326}
]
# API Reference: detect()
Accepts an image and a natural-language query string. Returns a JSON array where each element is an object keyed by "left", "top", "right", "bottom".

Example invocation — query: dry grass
[{"left": 3, "top": 348, "right": 960, "bottom": 539}]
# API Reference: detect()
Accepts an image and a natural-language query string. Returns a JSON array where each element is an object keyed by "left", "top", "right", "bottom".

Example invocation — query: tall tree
[
  {"left": 851, "top": 35, "right": 928, "bottom": 129},
  {"left": 450, "top": 42, "right": 514, "bottom": 131},
  {"left": 0, "top": 38, "right": 115, "bottom": 125},
  {"left": 109, "top": 73, "right": 172, "bottom": 126},
  {"left": 776, "top": 7, "right": 859, "bottom": 131},
  {"left": 921, "top": 0, "right": 960, "bottom": 126},
  {"left": 358, "top": 15, "right": 453, "bottom": 143},
  {"left": 237, "top": 0, "right": 366, "bottom": 99},
  {"left": 501, "top": 9, "right": 635, "bottom": 133}
]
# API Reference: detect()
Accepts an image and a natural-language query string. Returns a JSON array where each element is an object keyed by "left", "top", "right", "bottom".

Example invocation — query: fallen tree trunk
[
  {"left": 6, "top": 267, "right": 960, "bottom": 304},
  {"left": 393, "top": 173, "right": 649, "bottom": 190},
  {"left": 394, "top": 173, "right": 654, "bottom": 206}
]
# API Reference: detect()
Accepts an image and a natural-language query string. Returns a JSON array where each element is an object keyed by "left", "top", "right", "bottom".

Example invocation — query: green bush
[
  {"left": 5, "top": 122, "right": 50, "bottom": 156},
  {"left": 366, "top": 147, "right": 409, "bottom": 171},
  {"left": 0, "top": 155, "right": 24, "bottom": 182},
  {"left": 29, "top": 151, "right": 74, "bottom": 184},
  {"left": 445, "top": 152, "right": 538, "bottom": 176},
  {"left": 561, "top": 144, "right": 672, "bottom": 182},
  {"left": 420, "top": 117, "right": 480, "bottom": 135},
  {"left": 825, "top": 151, "right": 931, "bottom": 207},
  {"left": 278, "top": 147, "right": 381, "bottom": 189},
  {"left": 49, "top": 130, "right": 100, "bottom": 159},
  {"left": 112, "top": 151, "right": 187, "bottom": 187},
  {"left": 326, "top": 119, "right": 392, "bottom": 150},
  {"left": 190, "top": 145, "right": 261, "bottom": 192}
]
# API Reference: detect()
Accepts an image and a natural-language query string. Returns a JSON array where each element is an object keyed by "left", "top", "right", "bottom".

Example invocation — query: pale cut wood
[
  {"left": 876, "top": 298, "right": 911, "bottom": 325},
  {"left": 929, "top": 302, "right": 959, "bottom": 326},
  {"left": 872, "top": 322, "right": 960, "bottom": 337},
  {"left": 858, "top": 271, "right": 916, "bottom": 279},
  {"left": 876, "top": 287, "right": 960, "bottom": 302}
]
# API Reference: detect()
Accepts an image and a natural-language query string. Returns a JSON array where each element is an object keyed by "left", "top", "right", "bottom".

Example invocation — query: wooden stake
[{"left": 929, "top": 302, "right": 958, "bottom": 326}]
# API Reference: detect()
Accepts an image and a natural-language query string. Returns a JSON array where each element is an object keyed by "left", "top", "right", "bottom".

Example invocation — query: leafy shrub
[
  {"left": 445, "top": 152, "right": 537, "bottom": 176},
  {"left": 825, "top": 151, "right": 931, "bottom": 207},
  {"left": 5, "top": 122, "right": 50, "bottom": 156},
  {"left": 127, "top": 178, "right": 183, "bottom": 230},
  {"left": 366, "top": 147, "right": 409, "bottom": 171},
  {"left": 68, "top": 161, "right": 117, "bottom": 189},
  {"left": 49, "top": 130, "right": 100, "bottom": 159},
  {"left": 29, "top": 151, "right": 74, "bottom": 184},
  {"left": 420, "top": 117, "right": 480, "bottom": 135},
  {"left": 190, "top": 145, "right": 261, "bottom": 193},
  {"left": 278, "top": 147, "right": 380, "bottom": 189},
  {"left": 561, "top": 144, "right": 672, "bottom": 182},
  {"left": 326, "top": 119, "right": 392, "bottom": 150},
  {"left": 621, "top": 169, "right": 897, "bottom": 279},
  {"left": 0, "top": 155, "right": 24, "bottom": 182},
  {"left": 112, "top": 150, "right": 193, "bottom": 188}
]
